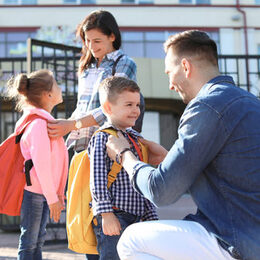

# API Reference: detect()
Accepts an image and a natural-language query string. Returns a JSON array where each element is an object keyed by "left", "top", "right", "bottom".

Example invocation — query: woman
[
  {"left": 48, "top": 10, "right": 144, "bottom": 260},
  {"left": 47, "top": 10, "right": 144, "bottom": 153}
]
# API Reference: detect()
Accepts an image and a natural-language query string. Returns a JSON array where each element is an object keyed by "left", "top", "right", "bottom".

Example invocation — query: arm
[
  {"left": 47, "top": 114, "right": 98, "bottom": 138},
  {"left": 89, "top": 132, "right": 121, "bottom": 235},
  {"left": 107, "top": 102, "right": 227, "bottom": 207},
  {"left": 139, "top": 138, "right": 168, "bottom": 165},
  {"left": 26, "top": 119, "right": 63, "bottom": 222}
]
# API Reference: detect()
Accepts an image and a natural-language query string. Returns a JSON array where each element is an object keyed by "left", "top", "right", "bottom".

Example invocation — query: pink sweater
[{"left": 15, "top": 107, "right": 68, "bottom": 205}]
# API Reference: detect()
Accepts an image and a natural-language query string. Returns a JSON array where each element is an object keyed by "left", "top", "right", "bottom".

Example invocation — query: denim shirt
[{"left": 132, "top": 75, "right": 260, "bottom": 260}]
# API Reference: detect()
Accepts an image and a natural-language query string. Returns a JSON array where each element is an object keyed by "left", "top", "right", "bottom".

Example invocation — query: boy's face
[{"left": 107, "top": 90, "right": 140, "bottom": 130}]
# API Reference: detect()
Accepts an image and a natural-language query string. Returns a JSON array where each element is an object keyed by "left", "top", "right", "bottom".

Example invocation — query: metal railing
[{"left": 0, "top": 38, "right": 260, "bottom": 238}]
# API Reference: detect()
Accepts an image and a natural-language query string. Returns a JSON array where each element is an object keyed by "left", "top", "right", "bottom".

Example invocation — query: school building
[{"left": 0, "top": 0, "right": 260, "bottom": 148}]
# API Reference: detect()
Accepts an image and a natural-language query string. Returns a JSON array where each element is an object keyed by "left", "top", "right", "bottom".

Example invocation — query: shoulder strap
[
  {"left": 112, "top": 54, "right": 124, "bottom": 76},
  {"left": 16, "top": 114, "right": 46, "bottom": 186},
  {"left": 16, "top": 114, "right": 46, "bottom": 143},
  {"left": 94, "top": 128, "right": 122, "bottom": 188},
  {"left": 127, "top": 133, "right": 149, "bottom": 163},
  {"left": 127, "top": 134, "right": 143, "bottom": 161}
]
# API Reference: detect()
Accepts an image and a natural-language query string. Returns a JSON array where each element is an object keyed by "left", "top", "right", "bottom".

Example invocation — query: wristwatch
[
  {"left": 115, "top": 148, "right": 132, "bottom": 165},
  {"left": 75, "top": 119, "right": 82, "bottom": 130}
]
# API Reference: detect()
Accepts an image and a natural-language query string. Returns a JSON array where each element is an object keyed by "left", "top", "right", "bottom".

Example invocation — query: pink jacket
[{"left": 15, "top": 107, "right": 68, "bottom": 205}]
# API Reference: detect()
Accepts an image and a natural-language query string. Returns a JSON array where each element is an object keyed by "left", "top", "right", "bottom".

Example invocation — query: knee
[{"left": 117, "top": 224, "right": 139, "bottom": 260}]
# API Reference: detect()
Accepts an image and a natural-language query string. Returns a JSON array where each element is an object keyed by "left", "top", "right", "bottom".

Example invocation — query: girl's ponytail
[{"left": 5, "top": 70, "right": 54, "bottom": 111}]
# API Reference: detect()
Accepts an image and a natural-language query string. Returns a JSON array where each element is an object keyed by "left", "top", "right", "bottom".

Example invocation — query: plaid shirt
[
  {"left": 66, "top": 49, "right": 137, "bottom": 152},
  {"left": 87, "top": 123, "right": 158, "bottom": 221}
]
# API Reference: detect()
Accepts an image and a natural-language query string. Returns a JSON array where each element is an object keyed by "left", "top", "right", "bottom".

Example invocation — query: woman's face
[{"left": 85, "top": 28, "right": 116, "bottom": 62}]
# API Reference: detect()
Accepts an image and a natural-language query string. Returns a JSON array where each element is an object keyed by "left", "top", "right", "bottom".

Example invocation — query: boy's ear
[{"left": 102, "top": 101, "right": 112, "bottom": 115}]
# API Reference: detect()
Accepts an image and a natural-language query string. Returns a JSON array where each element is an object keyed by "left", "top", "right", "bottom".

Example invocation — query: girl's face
[
  {"left": 85, "top": 28, "right": 116, "bottom": 62},
  {"left": 50, "top": 79, "right": 63, "bottom": 106}
]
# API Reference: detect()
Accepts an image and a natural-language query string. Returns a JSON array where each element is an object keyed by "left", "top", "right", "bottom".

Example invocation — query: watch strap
[{"left": 115, "top": 148, "right": 132, "bottom": 164}]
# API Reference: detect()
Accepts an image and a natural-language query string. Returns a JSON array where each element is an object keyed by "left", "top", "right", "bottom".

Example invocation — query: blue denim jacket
[{"left": 132, "top": 75, "right": 260, "bottom": 260}]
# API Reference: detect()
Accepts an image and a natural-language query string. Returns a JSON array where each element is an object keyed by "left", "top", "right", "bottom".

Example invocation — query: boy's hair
[
  {"left": 5, "top": 69, "right": 54, "bottom": 111},
  {"left": 99, "top": 76, "right": 140, "bottom": 105},
  {"left": 164, "top": 30, "right": 218, "bottom": 67}
]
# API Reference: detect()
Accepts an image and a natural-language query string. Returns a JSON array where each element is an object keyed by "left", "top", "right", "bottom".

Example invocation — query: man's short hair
[
  {"left": 99, "top": 76, "right": 140, "bottom": 104},
  {"left": 164, "top": 30, "right": 218, "bottom": 66}
]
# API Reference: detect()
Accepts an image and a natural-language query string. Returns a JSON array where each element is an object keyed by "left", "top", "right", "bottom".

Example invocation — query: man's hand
[
  {"left": 49, "top": 200, "right": 64, "bottom": 223},
  {"left": 106, "top": 132, "right": 130, "bottom": 161},
  {"left": 47, "top": 119, "right": 74, "bottom": 138},
  {"left": 101, "top": 212, "right": 121, "bottom": 236},
  {"left": 139, "top": 138, "right": 168, "bottom": 165}
]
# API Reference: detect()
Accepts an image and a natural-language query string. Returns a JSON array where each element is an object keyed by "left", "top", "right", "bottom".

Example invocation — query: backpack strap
[
  {"left": 16, "top": 114, "right": 46, "bottom": 186},
  {"left": 94, "top": 128, "right": 122, "bottom": 188},
  {"left": 93, "top": 128, "right": 148, "bottom": 188},
  {"left": 111, "top": 54, "right": 124, "bottom": 76},
  {"left": 24, "top": 159, "right": 33, "bottom": 186},
  {"left": 127, "top": 133, "right": 143, "bottom": 161}
]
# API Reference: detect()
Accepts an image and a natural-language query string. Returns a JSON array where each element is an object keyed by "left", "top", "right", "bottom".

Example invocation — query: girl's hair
[
  {"left": 77, "top": 10, "right": 121, "bottom": 75},
  {"left": 6, "top": 69, "right": 54, "bottom": 111}
]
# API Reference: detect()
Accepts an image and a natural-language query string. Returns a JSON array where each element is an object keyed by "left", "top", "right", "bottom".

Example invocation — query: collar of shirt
[
  {"left": 100, "top": 122, "right": 142, "bottom": 140},
  {"left": 86, "top": 49, "right": 124, "bottom": 71}
]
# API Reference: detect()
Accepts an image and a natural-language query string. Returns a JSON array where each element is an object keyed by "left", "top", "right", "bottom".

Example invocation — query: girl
[
  {"left": 6, "top": 69, "right": 68, "bottom": 260},
  {"left": 47, "top": 10, "right": 144, "bottom": 152}
]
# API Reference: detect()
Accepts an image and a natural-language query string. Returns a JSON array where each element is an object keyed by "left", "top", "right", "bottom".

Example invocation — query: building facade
[{"left": 0, "top": 0, "right": 260, "bottom": 146}]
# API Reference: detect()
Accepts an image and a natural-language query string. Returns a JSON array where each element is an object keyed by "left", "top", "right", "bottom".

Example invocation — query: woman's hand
[
  {"left": 47, "top": 119, "right": 74, "bottom": 138},
  {"left": 139, "top": 138, "right": 168, "bottom": 165},
  {"left": 49, "top": 200, "right": 64, "bottom": 223},
  {"left": 101, "top": 212, "right": 121, "bottom": 236},
  {"left": 106, "top": 131, "right": 130, "bottom": 161}
]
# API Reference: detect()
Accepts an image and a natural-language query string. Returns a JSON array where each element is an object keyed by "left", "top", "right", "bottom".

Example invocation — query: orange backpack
[{"left": 0, "top": 114, "right": 44, "bottom": 216}]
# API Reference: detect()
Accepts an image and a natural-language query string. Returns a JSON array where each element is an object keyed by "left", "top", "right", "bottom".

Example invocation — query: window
[
  {"left": 0, "top": 31, "right": 36, "bottom": 57},
  {"left": 121, "top": 30, "right": 219, "bottom": 59},
  {"left": 196, "top": 0, "right": 210, "bottom": 4},
  {"left": 256, "top": 0, "right": 260, "bottom": 4},
  {"left": 179, "top": 0, "right": 192, "bottom": 3},
  {"left": 179, "top": 0, "right": 210, "bottom": 4},
  {"left": 63, "top": 0, "right": 95, "bottom": 3},
  {"left": 4, "top": 0, "right": 37, "bottom": 4},
  {"left": 121, "top": 0, "right": 153, "bottom": 4}
]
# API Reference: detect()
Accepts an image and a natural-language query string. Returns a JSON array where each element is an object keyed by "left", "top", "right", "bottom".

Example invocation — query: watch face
[{"left": 75, "top": 120, "right": 82, "bottom": 129}]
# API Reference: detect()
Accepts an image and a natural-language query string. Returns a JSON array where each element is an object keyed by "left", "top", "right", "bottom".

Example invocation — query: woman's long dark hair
[{"left": 77, "top": 10, "right": 121, "bottom": 75}]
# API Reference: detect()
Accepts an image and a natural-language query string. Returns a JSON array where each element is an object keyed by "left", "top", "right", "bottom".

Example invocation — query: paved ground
[{"left": 0, "top": 195, "right": 197, "bottom": 260}]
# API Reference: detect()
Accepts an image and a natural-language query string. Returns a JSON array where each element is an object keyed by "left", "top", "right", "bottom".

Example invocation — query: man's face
[{"left": 165, "top": 48, "right": 190, "bottom": 104}]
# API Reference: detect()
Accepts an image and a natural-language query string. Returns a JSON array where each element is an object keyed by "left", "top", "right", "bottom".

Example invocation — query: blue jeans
[
  {"left": 17, "top": 190, "right": 49, "bottom": 260},
  {"left": 85, "top": 254, "right": 99, "bottom": 260},
  {"left": 92, "top": 210, "right": 141, "bottom": 260}
]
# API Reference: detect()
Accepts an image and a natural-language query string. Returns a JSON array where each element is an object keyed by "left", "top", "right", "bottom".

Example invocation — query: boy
[{"left": 88, "top": 76, "right": 158, "bottom": 260}]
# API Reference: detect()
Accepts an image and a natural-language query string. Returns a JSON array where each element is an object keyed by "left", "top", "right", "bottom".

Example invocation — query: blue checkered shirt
[
  {"left": 87, "top": 123, "right": 158, "bottom": 221},
  {"left": 66, "top": 49, "right": 137, "bottom": 152}
]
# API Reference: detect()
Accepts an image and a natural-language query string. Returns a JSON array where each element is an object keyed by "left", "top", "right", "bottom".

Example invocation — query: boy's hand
[{"left": 101, "top": 212, "right": 121, "bottom": 236}]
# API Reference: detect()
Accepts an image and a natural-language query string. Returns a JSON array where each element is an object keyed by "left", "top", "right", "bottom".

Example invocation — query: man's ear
[
  {"left": 102, "top": 101, "right": 112, "bottom": 115},
  {"left": 181, "top": 58, "right": 191, "bottom": 78}
]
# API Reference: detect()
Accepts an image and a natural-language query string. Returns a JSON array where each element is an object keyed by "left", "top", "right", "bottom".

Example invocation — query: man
[{"left": 106, "top": 30, "right": 260, "bottom": 260}]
